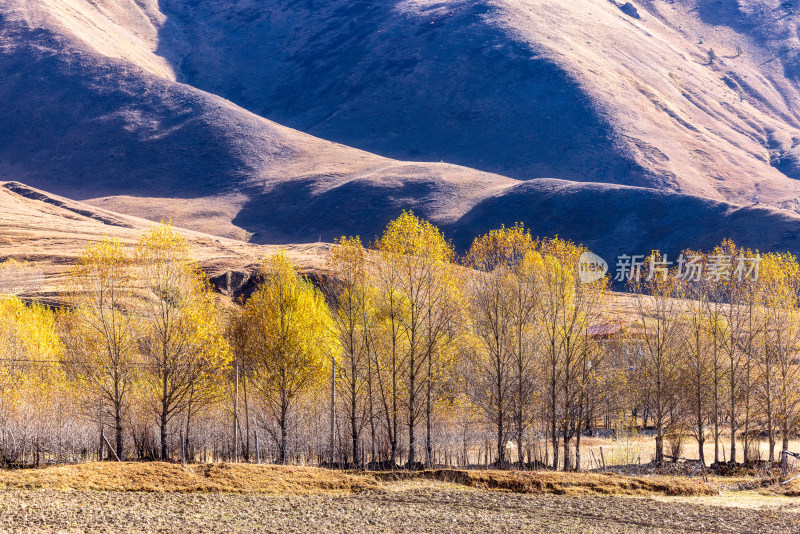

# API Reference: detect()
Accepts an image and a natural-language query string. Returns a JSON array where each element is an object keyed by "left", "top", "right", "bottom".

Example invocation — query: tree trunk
[
  {"left": 185, "top": 390, "right": 194, "bottom": 463},
  {"left": 655, "top": 426, "right": 664, "bottom": 466},
  {"left": 696, "top": 378, "right": 705, "bottom": 466},
  {"left": 730, "top": 358, "right": 737, "bottom": 464},
  {"left": 550, "top": 368, "right": 559, "bottom": 469},
  {"left": 574, "top": 417, "right": 582, "bottom": 472},
  {"left": 351, "top": 396, "right": 358, "bottom": 468},
  {"left": 497, "top": 416, "right": 505, "bottom": 467},
  {"left": 743, "top": 355, "right": 752, "bottom": 465},
  {"left": 425, "top": 381, "right": 432, "bottom": 468},
  {"left": 368, "top": 361, "right": 377, "bottom": 466},
  {"left": 769, "top": 431, "right": 776, "bottom": 464},
  {"left": 350, "top": 341, "right": 359, "bottom": 467},
  {"left": 114, "top": 402, "right": 124, "bottom": 461},
  {"left": 515, "top": 324, "right": 525, "bottom": 468},
  {"left": 160, "top": 409, "right": 169, "bottom": 461},
  {"left": 243, "top": 375, "right": 250, "bottom": 461},
  {"left": 766, "top": 364, "right": 775, "bottom": 463},
  {"left": 712, "top": 335, "right": 720, "bottom": 465},
  {"left": 425, "top": 349, "right": 433, "bottom": 469},
  {"left": 390, "top": 336, "right": 399, "bottom": 467},
  {"left": 782, "top": 422, "right": 789, "bottom": 453},
  {"left": 697, "top": 432, "right": 705, "bottom": 466},
  {"left": 330, "top": 357, "right": 336, "bottom": 464},
  {"left": 408, "top": 418, "right": 416, "bottom": 467},
  {"left": 233, "top": 362, "right": 239, "bottom": 462},
  {"left": 279, "top": 403, "right": 288, "bottom": 464},
  {"left": 408, "top": 349, "right": 416, "bottom": 468},
  {"left": 696, "top": 411, "right": 705, "bottom": 466}
]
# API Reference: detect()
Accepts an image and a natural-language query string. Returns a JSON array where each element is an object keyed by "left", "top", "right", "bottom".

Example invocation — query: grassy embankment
[{"left": 0, "top": 462, "right": 724, "bottom": 496}]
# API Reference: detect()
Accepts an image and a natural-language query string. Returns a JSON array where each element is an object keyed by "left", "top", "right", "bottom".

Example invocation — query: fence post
[{"left": 254, "top": 431, "right": 260, "bottom": 464}]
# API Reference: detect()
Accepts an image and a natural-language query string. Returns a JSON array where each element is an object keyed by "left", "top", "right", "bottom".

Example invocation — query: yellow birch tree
[{"left": 243, "top": 252, "right": 338, "bottom": 464}]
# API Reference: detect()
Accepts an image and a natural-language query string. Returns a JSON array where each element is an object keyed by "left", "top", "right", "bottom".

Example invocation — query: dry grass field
[
  {"left": 0, "top": 462, "right": 717, "bottom": 496},
  {"left": 0, "top": 462, "right": 798, "bottom": 533},
  {"left": 567, "top": 434, "right": 800, "bottom": 472}
]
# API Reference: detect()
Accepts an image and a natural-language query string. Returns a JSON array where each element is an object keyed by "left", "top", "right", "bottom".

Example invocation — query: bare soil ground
[
  {"left": 0, "top": 482, "right": 798, "bottom": 533},
  {"left": 0, "top": 463, "right": 798, "bottom": 533}
]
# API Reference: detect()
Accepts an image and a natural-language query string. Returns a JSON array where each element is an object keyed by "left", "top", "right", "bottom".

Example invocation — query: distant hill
[{"left": 0, "top": 181, "right": 328, "bottom": 303}]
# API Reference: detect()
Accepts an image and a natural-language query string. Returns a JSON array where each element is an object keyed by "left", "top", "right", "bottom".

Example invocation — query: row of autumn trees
[
  {"left": 0, "top": 215, "right": 799, "bottom": 470},
  {"left": 629, "top": 243, "right": 800, "bottom": 467}
]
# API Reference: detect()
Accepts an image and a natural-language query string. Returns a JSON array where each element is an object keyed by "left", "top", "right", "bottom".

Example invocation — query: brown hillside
[
  {"left": 0, "top": 181, "right": 328, "bottom": 304},
  {"left": 2, "top": 1, "right": 800, "bottom": 260}
]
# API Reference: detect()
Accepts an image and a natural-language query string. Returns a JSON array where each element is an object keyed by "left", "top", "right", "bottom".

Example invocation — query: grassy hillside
[
  {"left": 2, "top": 0, "right": 800, "bottom": 259},
  {"left": 156, "top": 0, "right": 800, "bottom": 207},
  {"left": 0, "top": 181, "right": 328, "bottom": 303}
]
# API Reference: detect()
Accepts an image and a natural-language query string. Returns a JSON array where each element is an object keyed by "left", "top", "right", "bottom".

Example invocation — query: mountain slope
[
  {"left": 154, "top": 0, "right": 800, "bottom": 208},
  {"left": 156, "top": 0, "right": 640, "bottom": 186},
  {"left": 2, "top": 0, "right": 800, "bottom": 260},
  {"left": 0, "top": 1, "right": 514, "bottom": 242}
]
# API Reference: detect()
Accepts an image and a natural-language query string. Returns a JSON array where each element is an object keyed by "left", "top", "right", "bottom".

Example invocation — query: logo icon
[{"left": 578, "top": 251, "right": 608, "bottom": 284}]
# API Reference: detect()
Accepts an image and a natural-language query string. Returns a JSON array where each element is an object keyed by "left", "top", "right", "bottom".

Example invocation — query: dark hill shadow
[
  {"left": 232, "top": 177, "right": 449, "bottom": 245},
  {"left": 0, "top": 24, "right": 283, "bottom": 201},
  {"left": 154, "top": 0, "right": 647, "bottom": 185},
  {"left": 233, "top": 174, "right": 800, "bottom": 263},
  {"left": 695, "top": 0, "right": 752, "bottom": 29},
  {"left": 446, "top": 179, "right": 800, "bottom": 258}
]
